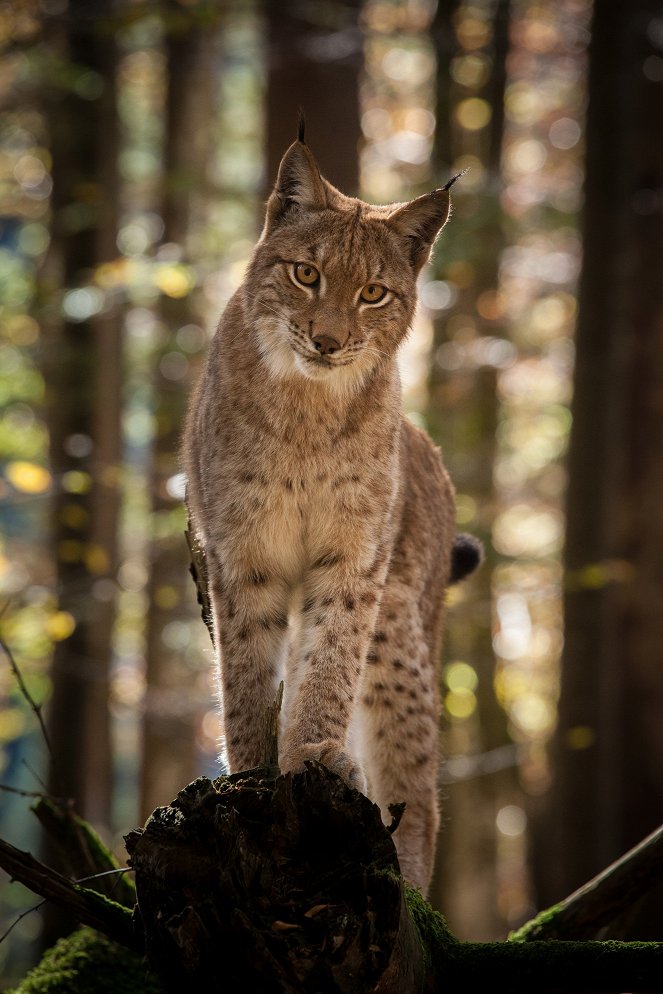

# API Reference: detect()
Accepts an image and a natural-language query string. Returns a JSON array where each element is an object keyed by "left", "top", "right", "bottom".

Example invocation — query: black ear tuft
[
  {"left": 297, "top": 109, "right": 306, "bottom": 145},
  {"left": 449, "top": 533, "right": 484, "bottom": 585},
  {"left": 442, "top": 167, "right": 469, "bottom": 192}
]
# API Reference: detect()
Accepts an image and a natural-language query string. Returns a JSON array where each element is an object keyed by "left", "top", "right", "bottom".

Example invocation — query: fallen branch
[
  {"left": 0, "top": 836, "right": 138, "bottom": 952},
  {"left": 511, "top": 823, "right": 663, "bottom": 941},
  {"left": 32, "top": 796, "right": 136, "bottom": 908},
  {"left": 440, "top": 937, "right": 663, "bottom": 992}
]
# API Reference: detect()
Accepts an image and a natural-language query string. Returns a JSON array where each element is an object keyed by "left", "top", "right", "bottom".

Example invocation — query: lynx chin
[{"left": 182, "top": 121, "right": 482, "bottom": 895}]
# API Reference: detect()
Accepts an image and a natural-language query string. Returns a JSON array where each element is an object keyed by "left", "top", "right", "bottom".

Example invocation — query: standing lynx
[{"left": 182, "top": 122, "right": 482, "bottom": 895}]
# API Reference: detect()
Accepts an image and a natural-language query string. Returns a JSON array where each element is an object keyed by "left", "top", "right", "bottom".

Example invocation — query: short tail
[{"left": 449, "top": 532, "right": 484, "bottom": 585}]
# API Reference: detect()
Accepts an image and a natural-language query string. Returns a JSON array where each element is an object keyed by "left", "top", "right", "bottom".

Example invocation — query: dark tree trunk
[
  {"left": 140, "top": 2, "right": 220, "bottom": 821},
  {"left": 41, "top": 0, "right": 120, "bottom": 847},
  {"left": 264, "top": 0, "right": 363, "bottom": 196},
  {"left": 39, "top": 0, "right": 121, "bottom": 952},
  {"left": 537, "top": 0, "right": 663, "bottom": 932}
]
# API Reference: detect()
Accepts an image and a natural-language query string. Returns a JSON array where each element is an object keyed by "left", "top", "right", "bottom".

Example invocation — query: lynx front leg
[
  {"left": 279, "top": 552, "right": 387, "bottom": 790},
  {"left": 209, "top": 560, "right": 290, "bottom": 772}
]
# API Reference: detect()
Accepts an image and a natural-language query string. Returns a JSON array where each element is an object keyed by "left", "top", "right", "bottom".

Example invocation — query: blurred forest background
[{"left": 1, "top": 0, "right": 662, "bottom": 985}]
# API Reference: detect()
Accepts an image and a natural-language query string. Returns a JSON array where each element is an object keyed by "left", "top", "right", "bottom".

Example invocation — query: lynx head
[{"left": 243, "top": 122, "right": 457, "bottom": 394}]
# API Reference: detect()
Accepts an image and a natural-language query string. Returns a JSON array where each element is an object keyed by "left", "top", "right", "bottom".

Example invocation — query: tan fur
[{"left": 183, "top": 135, "right": 463, "bottom": 894}]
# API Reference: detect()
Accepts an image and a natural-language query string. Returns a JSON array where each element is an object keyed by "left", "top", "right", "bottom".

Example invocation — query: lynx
[{"left": 182, "top": 121, "right": 482, "bottom": 895}]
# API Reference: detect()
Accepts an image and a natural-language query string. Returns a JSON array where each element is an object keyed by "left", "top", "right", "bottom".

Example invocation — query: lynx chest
[{"left": 211, "top": 400, "right": 400, "bottom": 587}]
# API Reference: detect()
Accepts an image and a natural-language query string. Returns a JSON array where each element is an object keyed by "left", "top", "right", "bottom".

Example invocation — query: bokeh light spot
[
  {"left": 455, "top": 98, "right": 492, "bottom": 131},
  {"left": 5, "top": 461, "right": 51, "bottom": 494}
]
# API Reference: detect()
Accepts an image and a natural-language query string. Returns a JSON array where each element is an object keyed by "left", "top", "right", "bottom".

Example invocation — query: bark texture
[
  {"left": 126, "top": 764, "right": 428, "bottom": 994},
  {"left": 3, "top": 771, "right": 663, "bottom": 993}
]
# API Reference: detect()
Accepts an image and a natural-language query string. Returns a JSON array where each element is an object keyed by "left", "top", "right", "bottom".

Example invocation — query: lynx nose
[{"left": 312, "top": 334, "right": 342, "bottom": 356}]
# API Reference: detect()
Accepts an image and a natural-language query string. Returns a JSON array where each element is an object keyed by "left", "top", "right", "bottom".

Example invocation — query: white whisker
[{"left": 241, "top": 284, "right": 283, "bottom": 319}]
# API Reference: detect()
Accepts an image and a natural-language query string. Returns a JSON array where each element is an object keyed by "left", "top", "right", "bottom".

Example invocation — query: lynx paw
[{"left": 280, "top": 741, "right": 367, "bottom": 793}]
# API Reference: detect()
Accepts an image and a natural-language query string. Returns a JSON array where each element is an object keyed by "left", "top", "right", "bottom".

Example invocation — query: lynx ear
[
  {"left": 263, "top": 136, "right": 328, "bottom": 233},
  {"left": 389, "top": 172, "right": 463, "bottom": 271}
]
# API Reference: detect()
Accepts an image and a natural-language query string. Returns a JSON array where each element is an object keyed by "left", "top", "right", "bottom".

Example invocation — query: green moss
[
  {"left": 5, "top": 928, "right": 164, "bottom": 994},
  {"left": 507, "top": 902, "right": 564, "bottom": 942},
  {"left": 439, "top": 937, "right": 663, "bottom": 990},
  {"left": 404, "top": 884, "right": 458, "bottom": 978}
]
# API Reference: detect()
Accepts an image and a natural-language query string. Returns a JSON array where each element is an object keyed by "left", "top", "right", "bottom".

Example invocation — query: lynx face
[
  {"left": 244, "top": 208, "right": 418, "bottom": 392},
  {"left": 239, "top": 141, "right": 452, "bottom": 394}
]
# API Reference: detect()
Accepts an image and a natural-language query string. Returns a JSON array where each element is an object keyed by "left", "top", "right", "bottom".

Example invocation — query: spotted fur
[{"left": 182, "top": 133, "right": 481, "bottom": 894}]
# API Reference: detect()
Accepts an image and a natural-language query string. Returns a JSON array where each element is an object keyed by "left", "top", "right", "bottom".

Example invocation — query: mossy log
[
  {"left": 3, "top": 766, "right": 663, "bottom": 992},
  {"left": 124, "top": 764, "right": 663, "bottom": 994}
]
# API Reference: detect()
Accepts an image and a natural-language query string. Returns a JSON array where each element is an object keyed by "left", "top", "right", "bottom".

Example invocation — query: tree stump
[{"left": 124, "top": 763, "right": 428, "bottom": 994}]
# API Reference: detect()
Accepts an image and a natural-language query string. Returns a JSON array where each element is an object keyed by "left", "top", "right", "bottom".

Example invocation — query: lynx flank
[{"left": 182, "top": 123, "right": 482, "bottom": 895}]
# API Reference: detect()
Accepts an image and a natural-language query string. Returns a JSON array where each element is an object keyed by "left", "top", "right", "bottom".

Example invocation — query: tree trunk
[
  {"left": 264, "top": 0, "right": 363, "bottom": 196},
  {"left": 140, "top": 1, "right": 220, "bottom": 822},
  {"left": 538, "top": 0, "right": 663, "bottom": 932},
  {"left": 128, "top": 764, "right": 428, "bottom": 994},
  {"left": 40, "top": 0, "right": 121, "bottom": 948}
]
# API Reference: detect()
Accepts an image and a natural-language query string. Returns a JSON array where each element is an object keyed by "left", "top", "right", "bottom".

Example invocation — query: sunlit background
[{"left": 2, "top": 0, "right": 662, "bottom": 985}]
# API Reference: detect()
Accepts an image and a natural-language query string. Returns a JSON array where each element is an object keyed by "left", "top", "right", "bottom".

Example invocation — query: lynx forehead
[{"left": 182, "top": 122, "right": 481, "bottom": 896}]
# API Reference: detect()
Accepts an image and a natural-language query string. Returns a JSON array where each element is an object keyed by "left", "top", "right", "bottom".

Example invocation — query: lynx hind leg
[{"left": 358, "top": 580, "right": 442, "bottom": 894}]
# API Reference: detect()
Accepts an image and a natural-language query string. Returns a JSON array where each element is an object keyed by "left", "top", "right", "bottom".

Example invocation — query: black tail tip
[{"left": 450, "top": 532, "right": 484, "bottom": 584}]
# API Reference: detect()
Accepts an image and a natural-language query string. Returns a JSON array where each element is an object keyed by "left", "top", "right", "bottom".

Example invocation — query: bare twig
[
  {"left": 74, "top": 868, "right": 133, "bottom": 884},
  {"left": 263, "top": 680, "right": 284, "bottom": 769},
  {"left": 32, "top": 797, "right": 136, "bottom": 907},
  {"left": 0, "top": 899, "right": 46, "bottom": 945},
  {"left": 0, "top": 783, "right": 46, "bottom": 799},
  {"left": 21, "top": 758, "right": 55, "bottom": 799},
  {"left": 0, "top": 634, "right": 54, "bottom": 759}
]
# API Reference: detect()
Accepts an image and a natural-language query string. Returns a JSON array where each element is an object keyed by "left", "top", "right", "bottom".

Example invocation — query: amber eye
[
  {"left": 294, "top": 263, "right": 320, "bottom": 287},
  {"left": 360, "top": 283, "right": 387, "bottom": 304}
]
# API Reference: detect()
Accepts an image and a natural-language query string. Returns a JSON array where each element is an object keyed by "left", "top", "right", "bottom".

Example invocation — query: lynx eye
[
  {"left": 360, "top": 283, "right": 387, "bottom": 304},
  {"left": 294, "top": 263, "right": 320, "bottom": 287}
]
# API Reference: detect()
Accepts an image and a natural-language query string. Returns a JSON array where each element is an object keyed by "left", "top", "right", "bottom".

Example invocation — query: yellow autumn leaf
[
  {"left": 60, "top": 503, "right": 89, "bottom": 529},
  {"left": 445, "top": 687, "right": 477, "bottom": 720},
  {"left": 455, "top": 97, "right": 492, "bottom": 131},
  {"left": 57, "top": 539, "right": 84, "bottom": 563}
]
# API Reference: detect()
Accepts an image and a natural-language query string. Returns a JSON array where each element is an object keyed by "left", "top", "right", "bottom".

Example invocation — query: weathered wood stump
[
  {"left": 125, "top": 763, "right": 428, "bottom": 994},
  {"left": 4, "top": 765, "right": 663, "bottom": 992}
]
